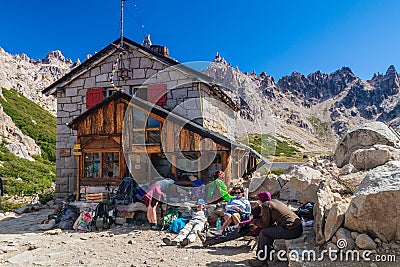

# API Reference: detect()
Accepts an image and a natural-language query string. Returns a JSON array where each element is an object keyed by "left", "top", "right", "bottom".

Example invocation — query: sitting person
[
  {"left": 201, "top": 205, "right": 262, "bottom": 247},
  {"left": 206, "top": 170, "right": 234, "bottom": 203},
  {"left": 248, "top": 191, "right": 303, "bottom": 267},
  {"left": 162, "top": 199, "right": 208, "bottom": 246},
  {"left": 220, "top": 185, "right": 251, "bottom": 231}
]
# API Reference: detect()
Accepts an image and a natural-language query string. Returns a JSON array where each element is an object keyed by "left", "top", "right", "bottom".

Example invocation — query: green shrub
[
  {"left": 0, "top": 144, "right": 55, "bottom": 196},
  {"left": 0, "top": 198, "right": 25, "bottom": 212},
  {"left": 39, "top": 187, "right": 55, "bottom": 204},
  {"left": 0, "top": 89, "right": 56, "bottom": 162}
]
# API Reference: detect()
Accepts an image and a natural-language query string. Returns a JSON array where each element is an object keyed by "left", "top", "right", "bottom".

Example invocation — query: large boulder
[
  {"left": 349, "top": 145, "right": 392, "bottom": 170},
  {"left": 248, "top": 174, "right": 282, "bottom": 198},
  {"left": 324, "top": 199, "right": 351, "bottom": 242},
  {"left": 344, "top": 161, "right": 400, "bottom": 241},
  {"left": 313, "top": 182, "right": 335, "bottom": 246},
  {"left": 280, "top": 166, "right": 323, "bottom": 203},
  {"left": 334, "top": 122, "right": 399, "bottom": 168}
]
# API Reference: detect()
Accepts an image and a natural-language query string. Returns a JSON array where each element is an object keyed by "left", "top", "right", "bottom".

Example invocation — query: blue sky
[{"left": 1, "top": 0, "right": 399, "bottom": 80}]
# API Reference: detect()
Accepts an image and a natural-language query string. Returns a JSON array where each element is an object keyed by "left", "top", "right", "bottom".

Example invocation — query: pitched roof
[
  {"left": 68, "top": 91, "right": 269, "bottom": 171},
  {"left": 42, "top": 37, "right": 239, "bottom": 111}
]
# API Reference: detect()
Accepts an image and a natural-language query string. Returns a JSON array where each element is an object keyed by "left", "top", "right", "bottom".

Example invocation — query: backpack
[
  {"left": 161, "top": 207, "right": 179, "bottom": 230},
  {"left": 91, "top": 200, "right": 115, "bottom": 231},
  {"left": 190, "top": 180, "right": 206, "bottom": 201},
  {"left": 114, "top": 177, "right": 145, "bottom": 205},
  {"left": 73, "top": 211, "right": 93, "bottom": 232},
  {"left": 295, "top": 202, "right": 315, "bottom": 220}
]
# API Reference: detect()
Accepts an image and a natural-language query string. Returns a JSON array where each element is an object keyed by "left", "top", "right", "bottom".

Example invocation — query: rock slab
[{"left": 344, "top": 161, "right": 400, "bottom": 241}]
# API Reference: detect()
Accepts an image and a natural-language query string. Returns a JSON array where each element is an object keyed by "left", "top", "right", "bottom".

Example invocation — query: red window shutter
[
  {"left": 147, "top": 84, "right": 167, "bottom": 106},
  {"left": 86, "top": 88, "right": 104, "bottom": 109}
]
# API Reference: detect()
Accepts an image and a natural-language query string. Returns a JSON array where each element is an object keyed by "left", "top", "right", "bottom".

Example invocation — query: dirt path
[{"left": 0, "top": 209, "right": 288, "bottom": 267}]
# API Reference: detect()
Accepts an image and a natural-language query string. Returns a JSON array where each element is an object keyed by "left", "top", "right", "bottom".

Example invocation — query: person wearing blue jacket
[{"left": 220, "top": 185, "right": 251, "bottom": 231}]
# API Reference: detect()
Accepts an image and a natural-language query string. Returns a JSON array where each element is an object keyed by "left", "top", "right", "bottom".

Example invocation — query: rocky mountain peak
[
  {"left": 0, "top": 48, "right": 74, "bottom": 115},
  {"left": 42, "top": 50, "right": 71, "bottom": 65},
  {"left": 368, "top": 64, "right": 399, "bottom": 93},
  {"left": 386, "top": 64, "right": 397, "bottom": 76},
  {"left": 213, "top": 52, "right": 229, "bottom": 65}
]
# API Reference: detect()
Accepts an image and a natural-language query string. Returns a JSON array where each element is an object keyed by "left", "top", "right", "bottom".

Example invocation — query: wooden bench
[{"left": 85, "top": 193, "right": 106, "bottom": 203}]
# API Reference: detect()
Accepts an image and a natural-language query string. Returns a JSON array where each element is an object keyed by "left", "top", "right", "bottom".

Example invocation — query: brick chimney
[
  {"left": 142, "top": 34, "right": 169, "bottom": 58},
  {"left": 150, "top": 45, "right": 169, "bottom": 58}
]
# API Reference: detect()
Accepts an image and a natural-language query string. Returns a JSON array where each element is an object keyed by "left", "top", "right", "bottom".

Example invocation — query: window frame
[
  {"left": 82, "top": 149, "right": 121, "bottom": 179},
  {"left": 131, "top": 109, "right": 162, "bottom": 145}
]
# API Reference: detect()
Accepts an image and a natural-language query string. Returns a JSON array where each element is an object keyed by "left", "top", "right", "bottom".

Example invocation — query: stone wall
[{"left": 55, "top": 48, "right": 237, "bottom": 199}]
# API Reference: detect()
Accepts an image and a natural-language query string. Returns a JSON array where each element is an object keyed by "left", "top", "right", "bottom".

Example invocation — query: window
[
  {"left": 129, "top": 85, "right": 147, "bottom": 98},
  {"left": 84, "top": 153, "right": 100, "bottom": 178},
  {"left": 176, "top": 152, "right": 198, "bottom": 182},
  {"left": 83, "top": 152, "right": 119, "bottom": 178},
  {"left": 129, "top": 84, "right": 167, "bottom": 106},
  {"left": 106, "top": 88, "right": 118, "bottom": 97},
  {"left": 102, "top": 152, "right": 119, "bottom": 178},
  {"left": 131, "top": 108, "right": 161, "bottom": 144},
  {"left": 148, "top": 84, "right": 167, "bottom": 105},
  {"left": 146, "top": 116, "right": 161, "bottom": 143},
  {"left": 150, "top": 153, "right": 172, "bottom": 178}
]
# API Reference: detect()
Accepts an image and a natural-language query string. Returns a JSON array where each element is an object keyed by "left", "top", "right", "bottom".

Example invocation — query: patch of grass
[
  {"left": 0, "top": 88, "right": 56, "bottom": 161},
  {"left": 0, "top": 143, "right": 55, "bottom": 196},
  {"left": 271, "top": 168, "right": 285, "bottom": 176},
  {"left": 277, "top": 135, "right": 304, "bottom": 149},
  {"left": 240, "top": 134, "right": 301, "bottom": 159}
]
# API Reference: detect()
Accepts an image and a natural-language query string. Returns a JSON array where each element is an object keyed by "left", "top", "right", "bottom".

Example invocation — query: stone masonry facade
[{"left": 55, "top": 46, "right": 237, "bottom": 199}]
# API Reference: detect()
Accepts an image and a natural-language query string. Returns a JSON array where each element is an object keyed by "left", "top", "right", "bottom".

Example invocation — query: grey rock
[
  {"left": 334, "top": 122, "right": 399, "bottom": 168},
  {"left": 335, "top": 228, "right": 356, "bottom": 250},
  {"left": 350, "top": 146, "right": 392, "bottom": 170},
  {"left": 280, "top": 166, "right": 323, "bottom": 203},
  {"left": 355, "top": 234, "right": 377, "bottom": 250},
  {"left": 344, "top": 161, "right": 400, "bottom": 242},
  {"left": 339, "top": 164, "right": 357, "bottom": 175},
  {"left": 324, "top": 200, "right": 350, "bottom": 242},
  {"left": 351, "top": 231, "right": 361, "bottom": 240},
  {"left": 314, "top": 182, "right": 335, "bottom": 246}
]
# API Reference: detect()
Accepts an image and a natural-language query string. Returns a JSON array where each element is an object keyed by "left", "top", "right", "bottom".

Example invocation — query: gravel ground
[{"left": 0, "top": 209, "right": 289, "bottom": 267}]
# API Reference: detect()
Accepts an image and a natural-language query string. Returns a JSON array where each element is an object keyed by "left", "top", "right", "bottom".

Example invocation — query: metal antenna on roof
[{"left": 120, "top": 0, "right": 126, "bottom": 47}]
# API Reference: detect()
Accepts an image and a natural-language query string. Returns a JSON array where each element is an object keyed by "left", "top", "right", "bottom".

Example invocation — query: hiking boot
[
  {"left": 151, "top": 224, "right": 161, "bottom": 231},
  {"left": 198, "top": 231, "right": 206, "bottom": 243},
  {"left": 210, "top": 230, "right": 222, "bottom": 236},
  {"left": 248, "top": 258, "right": 268, "bottom": 267},
  {"left": 162, "top": 237, "right": 171, "bottom": 245},
  {"left": 180, "top": 238, "right": 189, "bottom": 247}
]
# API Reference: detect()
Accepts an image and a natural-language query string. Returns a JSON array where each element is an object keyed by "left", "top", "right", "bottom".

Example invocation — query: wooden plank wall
[{"left": 77, "top": 98, "right": 129, "bottom": 136}]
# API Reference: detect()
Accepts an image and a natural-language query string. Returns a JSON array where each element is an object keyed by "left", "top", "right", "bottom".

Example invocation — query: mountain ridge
[
  {"left": 205, "top": 53, "right": 400, "bottom": 152},
  {"left": 0, "top": 47, "right": 399, "bottom": 157}
]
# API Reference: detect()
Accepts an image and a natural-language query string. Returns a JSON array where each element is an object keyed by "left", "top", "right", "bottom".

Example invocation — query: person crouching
[{"left": 248, "top": 191, "right": 303, "bottom": 267}]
